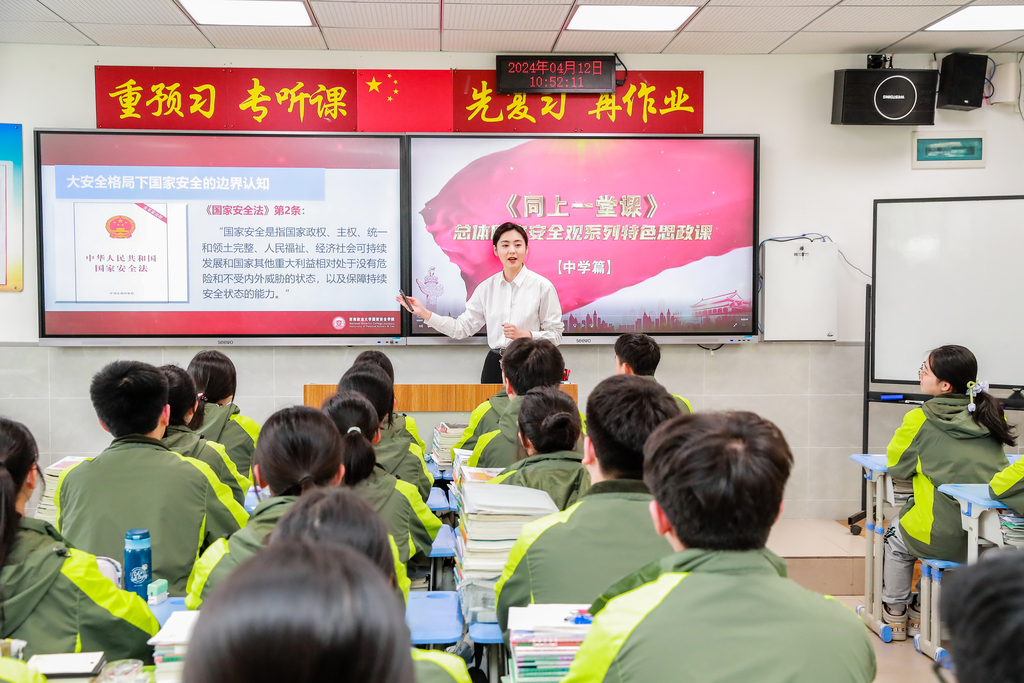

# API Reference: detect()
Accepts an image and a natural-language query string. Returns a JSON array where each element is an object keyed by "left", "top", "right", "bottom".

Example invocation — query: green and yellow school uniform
[
  {"left": 454, "top": 388, "right": 510, "bottom": 452},
  {"left": 0, "top": 658, "right": 46, "bottom": 683},
  {"left": 411, "top": 648, "right": 472, "bottom": 683},
  {"left": 638, "top": 374, "right": 692, "bottom": 414},
  {"left": 3, "top": 518, "right": 157, "bottom": 661},
  {"left": 55, "top": 435, "right": 248, "bottom": 596},
  {"left": 352, "top": 466, "right": 441, "bottom": 566},
  {"left": 470, "top": 396, "right": 586, "bottom": 470},
  {"left": 375, "top": 436, "right": 434, "bottom": 503},
  {"left": 494, "top": 479, "right": 670, "bottom": 637},
  {"left": 564, "top": 548, "right": 876, "bottom": 683},
  {"left": 489, "top": 450, "right": 590, "bottom": 511},
  {"left": 162, "top": 424, "right": 250, "bottom": 505},
  {"left": 991, "top": 458, "right": 1024, "bottom": 514},
  {"left": 381, "top": 413, "right": 427, "bottom": 454},
  {"left": 199, "top": 402, "right": 260, "bottom": 482},
  {"left": 887, "top": 395, "right": 1008, "bottom": 563}
]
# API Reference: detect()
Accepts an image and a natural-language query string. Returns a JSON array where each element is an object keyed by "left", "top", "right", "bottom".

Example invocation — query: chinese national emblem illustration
[
  {"left": 105, "top": 215, "right": 136, "bottom": 239},
  {"left": 417, "top": 267, "right": 444, "bottom": 308}
]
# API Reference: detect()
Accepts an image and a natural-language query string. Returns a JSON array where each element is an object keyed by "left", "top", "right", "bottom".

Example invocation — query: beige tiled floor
[{"left": 767, "top": 518, "right": 866, "bottom": 558}]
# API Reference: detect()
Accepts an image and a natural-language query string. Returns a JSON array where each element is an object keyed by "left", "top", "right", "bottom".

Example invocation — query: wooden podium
[{"left": 303, "top": 383, "right": 578, "bottom": 411}]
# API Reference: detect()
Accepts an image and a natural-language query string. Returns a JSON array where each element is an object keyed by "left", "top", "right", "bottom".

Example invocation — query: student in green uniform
[
  {"left": 883, "top": 345, "right": 1015, "bottom": 640},
  {"left": 564, "top": 411, "right": 877, "bottom": 683},
  {"left": 186, "top": 406, "right": 345, "bottom": 608},
  {"left": 324, "top": 391, "right": 441, "bottom": 567},
  {"left": 470, "top": 338, "right": 570, "bottom": 470},
  {"left": 188, "top": 350, "right": 261, "bottom": 481},
  {"left": 339, "top": 364, "right": 433, "bottom": 501},
  {"left": 489, "top": 386, "right": 588, "bottom": 510},
  {"left": 0, "top": 417, "right": 158, "bottom": 661},
  {"left": 614, "top": 332, "right": 693, "bottom": 413},
  {"left": 160, "top": 365, "right": 249, "bottom": 505},
  {"left": 494, "top": 374, "right": 678, "bottom": 639},
  {"left": 56, "top": 361, "right": 247, "bottom": 597},
  {"left": 0, "top": 658, "right": 46, "bottom": 683},
  {"left": 182, "top": 541, "right": 415, "bottom": 683},
  {"left": 353, "top": 350, "right": 426, "bottom": 453},
  {"left": 453, "top": 387, "right": 509, "bottom": 452}
]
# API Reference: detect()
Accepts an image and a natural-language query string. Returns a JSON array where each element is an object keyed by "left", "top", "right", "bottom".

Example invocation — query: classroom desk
[
  {"left": 406, "top": 592, "right": 463, "bottom": 646},
  {"left": 936, "top": 483, "right": 1008, "bottom": 564},
  {"left": 150, "top": 597, "right": 188, "bottom": 627},
  {"left": 427, "top": 488, "right": 449, "bottom": 513},
  {"left": 849, "top": 454, "right": 891, "bottom": 643},
  {"left": 430, "top": 524, "right": 457, "bottom": 591},
  {"left": 427, "top": 461, "right": 454, "bottom": 482},
  {"left": 469, "top": 622, "right": 505, "bottom": 683}
]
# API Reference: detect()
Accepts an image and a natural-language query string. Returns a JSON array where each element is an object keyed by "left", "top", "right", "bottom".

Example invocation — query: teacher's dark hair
[
  {"left": 501, "top": 338, "right": 564, "bottom": 396},
  {"left": 182, "top": 540, "right": 414, "bottom": 683},
  {"left": 492, "top": 222, "right": 529, "bottom": 249}
]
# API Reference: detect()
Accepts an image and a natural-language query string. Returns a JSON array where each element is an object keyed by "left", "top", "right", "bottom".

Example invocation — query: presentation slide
[
  {"left": 409, "top": 137, "right": 757, "bottom": 336},
  {"left": 38, "top": 133, "right": 402, "bottom": 337}
]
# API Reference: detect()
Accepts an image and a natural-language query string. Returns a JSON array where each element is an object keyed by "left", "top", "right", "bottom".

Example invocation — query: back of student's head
[
  {"left": 182, "top": 540, "right": 414, "bottom": 683},
  {"left": 187, "top": 350, "right": 237, "bottom": 405},
  {"left": 90, "top": 360, "right": 169, "bottom": 437},
  {"left": 255, "top": 406, "right": 343, "bottom": 497},
  {"left": 160, "top": 365, "right": 204, "bottom": 432},
  {"left": 501, "top": 338, "right": 564, "bottom": 395},
  {"left": 0, "top": 418, "right": 41, "bottom": 570},
  {"left": 322, "top": 391, "right": 379, "bottom": 486},
  {"left": 928, "top": 345, "right": 1016, "bottom": 447},
  {"left": 614, "top": 333, "right": 661, "bottom": 376},
  {"left": 644, "top": 411, "right": 793, "bottom": 551},
  {"left": 942, "top": 550, "right": 1024, "bottom": 683},
  {"left": 354, "top": 350, "right": 395, "bottom": 383},
  {"left": 271, "top": 488, "right": 395, "bottom": 588},
  {"left": 338, "top": 363, "right": 394, "bottom": 428},
  {"left": 518, "top": 387, "right": 580, "bottom": 454},
  {"left": 586, "top": 374, "right": 680, "bottom": 480}
]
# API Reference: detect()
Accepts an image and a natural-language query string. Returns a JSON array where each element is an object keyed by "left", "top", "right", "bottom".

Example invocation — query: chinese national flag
[{"left": 357, "top": 70, "right": 453, "bottom": 132}]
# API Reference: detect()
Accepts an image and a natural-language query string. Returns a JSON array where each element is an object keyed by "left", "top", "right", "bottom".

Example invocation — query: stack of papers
[
  {"left": 148, "top": 610, "right": 200, "bottom": 683},
  {"left": 429, "top": 422, "right": 468, "bottom": 470},
  {"left": 34, "top": 456, "right": 88, "bottom": 525},
  {"left": 508, "top": 604, "right": 592, "bottom": 683},
  {"left": 891, "top": 478, "right": 913, "bottom": 506},
  {"left": 999, "top": 512, "right": 1024, "bottom": 547},
  {"left": 25, "top": 652, "right": 105, "bottom": 683}
]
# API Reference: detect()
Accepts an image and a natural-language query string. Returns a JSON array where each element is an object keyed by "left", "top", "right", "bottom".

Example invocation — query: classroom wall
[{"left": 1, "top": 43, "right": 1023, "bottom": 519}]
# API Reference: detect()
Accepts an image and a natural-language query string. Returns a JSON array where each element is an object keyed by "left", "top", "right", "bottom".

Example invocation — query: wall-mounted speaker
[
  {"left": 832, "top": 69, "right": 939, "bottom": 126},
  {"left": 937, "top": 53, "right": 988, "bottom": 111}
]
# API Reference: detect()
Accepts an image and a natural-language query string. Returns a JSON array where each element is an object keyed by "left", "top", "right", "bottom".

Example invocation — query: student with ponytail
[
  {"left": 160, "top": 365, "right": 249, "bottom": 505},
  {"left": 323, "top": 392, "right": 441, "bottom": 568},
  {"left": 0, "top": 418, "right": 157, "bottom": 660},
  {"left": 186, "top": 406, "right": 344, "bottom": 608},
  {"left": 489, "top": 386, "right": 589, "bottom": 510},
  {"left": 353, "top": 350, "right": 427, "bottom": 453},
  {"left": 882, "top": 345, "right": 1016, "bottom": 640},
  {"left": 188, "top": 350, "right": 261, "bottom": 481}
]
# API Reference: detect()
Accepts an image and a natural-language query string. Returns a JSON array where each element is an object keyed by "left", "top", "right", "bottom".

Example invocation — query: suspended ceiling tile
[
  {"left": 72, "top": 23, "right": 213, "bottom": 47},
  {"left": 705, "top": 0, "right": 835, "bottom": 5},
  {"left": 0, "top": 0, "right": 63, "bottom": 22},
  {"left": 322, "top": 27, "right": 439, "bottom": 49},
  {"left": 805, "top": 5, "right": 961, "bottom": 31},
  {"left": 772, "top": 30, "right": 910, "bottom": 52},
  {"left": 966, "top": 0, "right": 1024, "bottom": 4},
  {"left": 553, "top": 30, "right": 676, "bottom": 52},
  {"left": 442, "top": 29, "right": 558, "bottom": 51},
  {"left": 885, "top": 30, "right": 1024, "bottom": 52},
  {"left": 993, "top": 34, "right": 1024, "bottom": 50},
  {"left": 685, "top": 5, "right": 829, "bottom": 31},
  {"left": 840, "top": 0, "right": 966, "bottom": 5},
  {"left": 444, "top": 4, "right": 569, "bottom": 31},
  {"left": 198, "top": 25, "right": 328, "bottom": 49},
  {"left": 37, "top": 0, "right": 191, "bottom": 24},
  {"left": 0, "top": 20, "right": 94, "bottom": 44},
  {"left": 664, "top": 30, "right": 793, "bottom": 53},
  {"left": 311, "top": 2, "right": 438, "bottom": 28}
]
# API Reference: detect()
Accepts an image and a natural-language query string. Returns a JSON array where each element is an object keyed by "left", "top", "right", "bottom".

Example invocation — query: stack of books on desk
[
  {"left": 891, "top": 478, "right": 913, "bottom": 505},
  {"left": 430, "top": 422, "right": 468, "bottom": 470},
  {"left": 149, "top": 610, "right": 200, "bottom": 683},
  {"left": 34, "top": 456, "right": 88, "bottom": 525},
  {"left": 508, "top": 604, "right": 592, "bottom": 683},
  {"left": 26, "top": 652, "right": 105, "bottom": 683},
  {"left": 999, "top": 512, "right": 1024, "bottom": 547}
]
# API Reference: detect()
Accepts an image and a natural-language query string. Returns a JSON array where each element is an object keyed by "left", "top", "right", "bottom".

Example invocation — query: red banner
[
  {"left": 452, "top": 70, "right": 703, "bottom": 134},
  {"left": 356, "top": 70, "right": 453, "bottom": 132},
  {"left": 95, "top": 66, "right": 358, "bottom": 132}
]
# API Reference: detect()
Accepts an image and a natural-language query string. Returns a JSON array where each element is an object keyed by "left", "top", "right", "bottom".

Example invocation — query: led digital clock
[{"left": 496, "top": 55, "right": 617, "bottom": 95}]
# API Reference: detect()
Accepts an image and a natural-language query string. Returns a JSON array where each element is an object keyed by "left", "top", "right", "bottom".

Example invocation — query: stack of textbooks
[
  {"left": 999, "top": 512, "right": 1024, "bottom": 547},
  {"left": 507, "top": 604, "right": 592, "bottom": 683},
  {"left": 891, "top": 478, "right": 913, "bottom": 506},
  {"left": 25, "top": 652, "right": 105, "bottom": 683},
  {"left": 34, "top": 456, "right": 88, "bottom": 525},
  {"left": 149, "top": 610, "right": 200, "bottom": 683},
  {"left": 429, "top": 422, "right": 468, "bottom": 470}
]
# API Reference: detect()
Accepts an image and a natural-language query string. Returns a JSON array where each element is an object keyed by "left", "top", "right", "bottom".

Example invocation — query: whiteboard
[{"left": 873, "top": 196, "right": 1024, "bottom": 387}]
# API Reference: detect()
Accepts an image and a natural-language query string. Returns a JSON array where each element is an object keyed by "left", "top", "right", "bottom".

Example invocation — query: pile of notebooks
[
  {"left": 34, "top": 456, "right": 88, "bottom": 525},
  {"left": 507, "top": 603, "right": 592, "bottom": 683},
  {"left": 999, "top": 512, "right": 1024, "bottom": 547},
  {"left": 149, "top": 610, "right": 200, "bottom": 683},
  {"left": 891, "top": 478, "right": 913, "bottom": 506},
  {"left": 429, "top": 422, "right": 468, "bottom": 470},
  {"left": 25, "top": 652, "right": 105, "bottom": 683}
]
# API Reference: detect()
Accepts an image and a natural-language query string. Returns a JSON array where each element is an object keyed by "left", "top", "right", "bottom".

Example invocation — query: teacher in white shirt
[{"left": 399, "top": 222, "right": 564, "bottom": 383}]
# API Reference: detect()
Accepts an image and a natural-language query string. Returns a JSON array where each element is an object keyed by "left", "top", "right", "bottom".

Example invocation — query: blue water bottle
[{"left": 124, "top": 528, "right": 152, "bottom": 600}]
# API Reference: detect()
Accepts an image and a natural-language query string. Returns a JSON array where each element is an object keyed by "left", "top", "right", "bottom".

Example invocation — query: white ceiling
[{"left": 1, "top": 0, "right": 1023, "bottom": 54}]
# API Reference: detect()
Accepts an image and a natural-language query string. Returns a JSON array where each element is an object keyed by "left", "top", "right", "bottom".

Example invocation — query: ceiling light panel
[
  {"left": 577, "top": 0, "right": 704, "bottom": 5},
  {"left": 198, "top": 25, "right": 327, "bottom": 48},
  {"left": 38, "top": 0, "right": 192, "bottom": 24},
  {"left": 567, "top": 5, "right": 696, "bottom": 31},
  {"left": 444, "top": 4, "right": 569, "bottom": 31},
  {"left": 665, "top": 30, "right": 793, "bottom": 53},
  {"left": 181, "top": 0, "right": 312, "bottom": 26},
  {"left": 73, "top": 23, "right": 213, "bottom": 47},
  {"left": 705, "top": 0, "right": 834, "bottom": 5},
  {"left": 311, "top": 2, "right": 437, "bottom": 28},
  {"left": 442, "top": 29, "right": 558, "bottom": 51},
  {"left": 684, "top": 5, "right": 827, "bottom": 31},
  {"left": 0, "top": 20, "right": 95, "bottom": 44},
  {"left": 553, "top": 29, "right": 678, "bottom": 51},
  {"left": 927, "top": 5, "right": 1024, "bottom": 31},
  {"left": 0, "top": 0, "right": 62, "bottom": 22},
  {"left": 839, "top": 0, "right": 965, "bottom": 5},
  {"left": 806, "top": 5, "right": 961, "bottom": 32},
  {"left": 322, "top": 27, "right": 439, "bottom": 50},
  {"left": 772, "top": 30, "right": 911, "bottom": 53}
]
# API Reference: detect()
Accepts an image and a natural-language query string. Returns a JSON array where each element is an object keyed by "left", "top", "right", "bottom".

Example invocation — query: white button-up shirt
[{"left": 424, "top": 266, "right": 564, "bottom": 349}]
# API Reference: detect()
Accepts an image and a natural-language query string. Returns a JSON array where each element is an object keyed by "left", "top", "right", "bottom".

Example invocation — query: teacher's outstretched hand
[{"left": 400, "top": 222, "right": 564, "bottom": 383}]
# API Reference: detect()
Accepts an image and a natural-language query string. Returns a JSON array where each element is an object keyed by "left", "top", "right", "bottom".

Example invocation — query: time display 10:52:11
[{"left": 529, "top": 75, "right": 589, "bottom": 88}]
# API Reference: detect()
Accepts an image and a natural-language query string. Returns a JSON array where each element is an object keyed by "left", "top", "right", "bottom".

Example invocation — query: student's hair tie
[
  {"left": 347, "top": 426, "right": 362, "bottom": 434},
  {"left": 197, "top": 393, "right": 208, "bottom": 403},
  {"left": 966, "top": 380, "right": 989, "bottom": 413},
  {"left": 297, "top": 475, "right": 314, "bottom": 486}
]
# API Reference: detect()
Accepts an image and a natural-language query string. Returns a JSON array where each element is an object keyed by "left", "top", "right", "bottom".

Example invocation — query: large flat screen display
[
  {"left": 409, "top": 136, "right": 757, "bottom": 336},
  {"left": 37, "top": 131, "right": 402, "bottom": 339}
]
